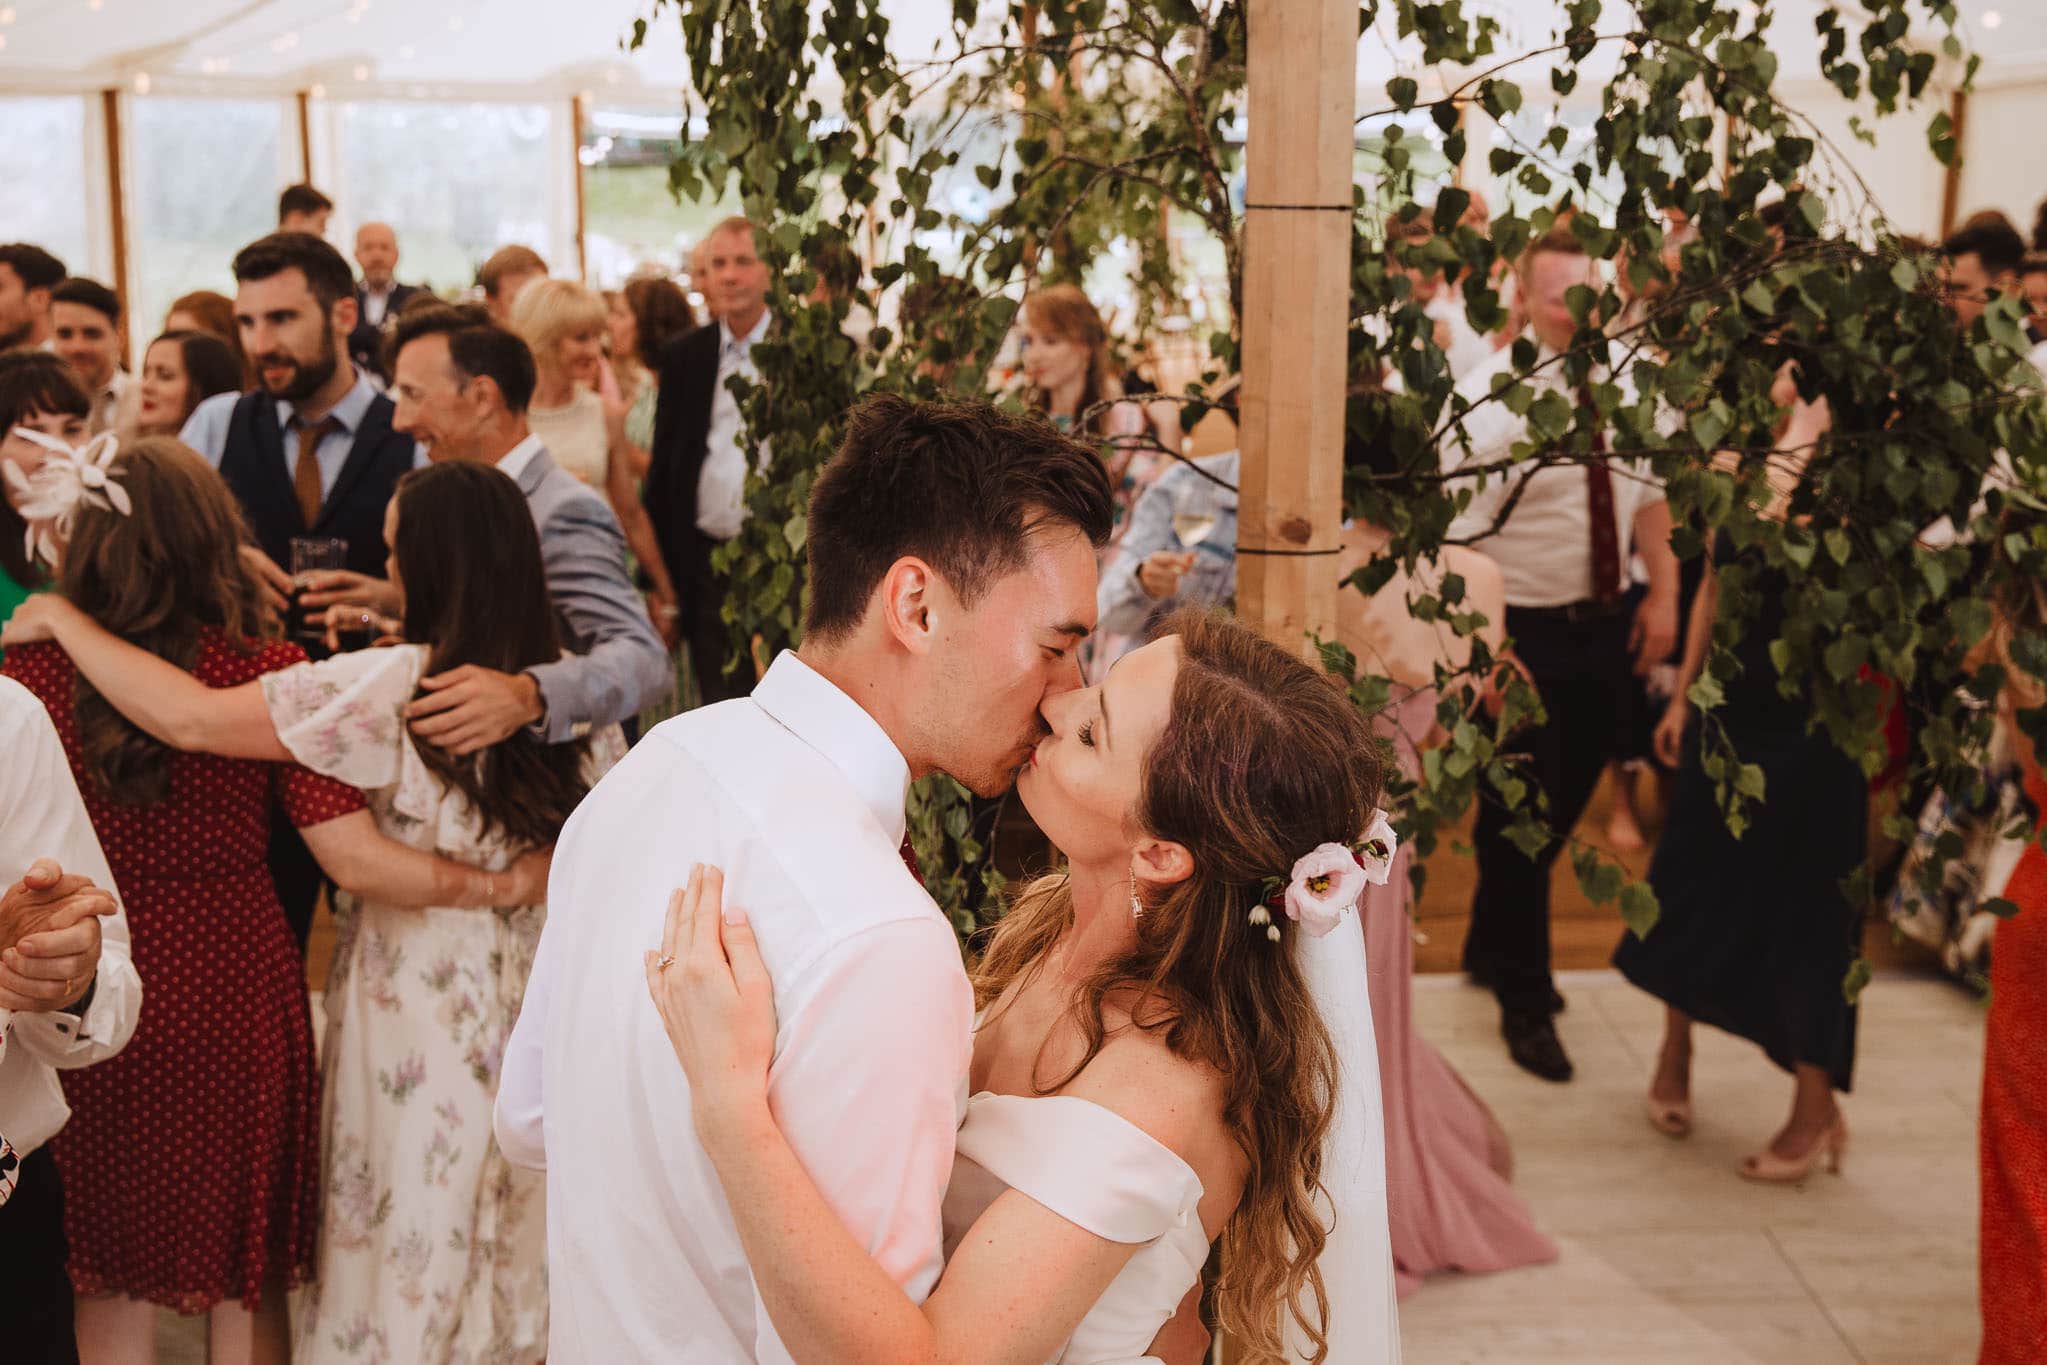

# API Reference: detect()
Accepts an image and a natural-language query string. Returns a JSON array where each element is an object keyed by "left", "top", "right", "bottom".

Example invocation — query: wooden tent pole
[{"left": 1235, "top": 0, "right": 1356, "bottom": 658}]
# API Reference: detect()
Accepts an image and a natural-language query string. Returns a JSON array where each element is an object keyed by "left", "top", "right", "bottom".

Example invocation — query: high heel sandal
[
  {"left": 1738, "top": 1117, "right": 1849, "bottom": 1184},
  {"left": 1645, "top": 1092, "right": 1692, "bottom": 1138}
]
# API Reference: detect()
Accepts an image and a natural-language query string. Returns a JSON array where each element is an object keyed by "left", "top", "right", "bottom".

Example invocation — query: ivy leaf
[{"left": 1619, "top": 882, "right": 1660, "bottom": 938}]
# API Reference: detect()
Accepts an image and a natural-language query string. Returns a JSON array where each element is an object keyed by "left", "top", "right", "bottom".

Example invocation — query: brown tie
[
  {"left": 1580, "top": 384, "right": 1620, "bottom": 604},
  {"left": 293, "top": 416, "right": 341, "bottom": 530}
]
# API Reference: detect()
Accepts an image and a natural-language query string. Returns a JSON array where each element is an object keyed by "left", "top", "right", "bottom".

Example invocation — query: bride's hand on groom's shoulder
[{"left": 643, "top": 864, "right": 779, "bottom": 1149}]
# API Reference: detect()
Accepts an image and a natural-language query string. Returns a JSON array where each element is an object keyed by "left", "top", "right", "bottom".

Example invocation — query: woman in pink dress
[{"left": 1337, "top": 514, "right": 1559, "bottom": 1294}]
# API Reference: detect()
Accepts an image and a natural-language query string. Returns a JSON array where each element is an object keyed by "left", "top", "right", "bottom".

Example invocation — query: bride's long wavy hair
[{"left": 972, "top": 610, "right": 1386, "bottom": 1362}]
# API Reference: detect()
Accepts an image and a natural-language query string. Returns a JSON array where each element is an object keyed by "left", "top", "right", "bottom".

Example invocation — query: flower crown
[
  {"left": 1248, "top": 809, "right": 1399, "bottom": 941},
  {"left": 3, "top": 429, "right": 131, "bottom": 566}
]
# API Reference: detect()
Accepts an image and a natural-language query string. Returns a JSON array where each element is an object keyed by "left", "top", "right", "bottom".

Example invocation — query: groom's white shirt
[{"left": 495, "top": 651, "right": 976, "bottom": 1362}]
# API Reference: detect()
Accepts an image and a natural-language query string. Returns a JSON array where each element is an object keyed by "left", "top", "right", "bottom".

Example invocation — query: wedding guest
[
  {"left": 164, "top": 290, "right": 250, "bottom": 387},
  {"left": 11, "top": 461, "right": 614, "bottom": 1365},
  {"left": 1094, "top": 447, "right": 1238, "bottom": 672},
  {"left": 1977, "top": 543, "right": 2047, "bottom": 1364},
  {"left": 277, "top": 183, "right": 333, "bottom": 237},
  {"left": 644, "top": 215, "right": 774, "bottom": 704},
  {"left": 510, "top": 281, "right": 611, "bottom": 487},
  {"left": 1615, "top": 393, "right": 1863, "bottom": 1181},
  {"left": 1018, "top": 288, "right": 1184, "bottom": 482},
  {"left": 479, "top": 245, "right": 548, "bottom": 327},
  {"left": 511, "top": 280, "right": 681, "bottom": 636},
  {"left": 0, "top": 353, "right": 89, "bottom": 638},
  {"left": 1336, "top": 391, "right": 1558, "bottom": 1291},
  {"left": 181, "top": 230, "right": 417, "bottom": 952},
  {"left": 1384, "top": 208, "right": 1495, "bottom": 381},
  {"left": 0, "top": 437, "right": 547, "bottom": 1365},
  {"left": 616, "top": 276, "right": 697, "bottom": 466},
  {"left": 163, "top": 289, "right": 237, "bottom": 345},
  {"left": 317, "top": 304, "right": 669, "bottom": 749},
  {"left": 0, "top": 688, "right": 140, "bottom": 1364},
  {"left": 181, "top": 232, "right": 415, "bottom": 593},
  {"left": 48, "top": 280, "right": 136, "bottom": 441},
  {"left": 347, "top": 222, "right": 421, "bottom": 382},
  {"left": 2019, "top": 252, "right": 2047, "bottom": 348},
  {"left": 134, "top": 332, "right": 241, "bottom": 438},
  {"left": 0, "top": 243, "right": 66, "bottom": 351},
  {"left": 686, "top": 237, "right": 721, "bottom": 325},
  {"left": 1941, "top": 217, "right": 2027, "bottom": 331},
  {"left": 1445, "top": 225, "right": 1680, "bottom": 1082}
]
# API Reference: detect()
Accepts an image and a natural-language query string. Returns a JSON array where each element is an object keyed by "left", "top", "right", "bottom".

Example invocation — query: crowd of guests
[{"left": 0, "top": 171, "right": 2041, "bottom": 1364}]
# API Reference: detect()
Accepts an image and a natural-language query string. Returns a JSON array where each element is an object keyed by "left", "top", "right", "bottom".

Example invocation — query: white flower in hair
[
  {"left": 3, "top": 428, "right": 131, "bottom": 566},
  {"left": 1355, "top": 808, "right": 1400, "bottom": 886},
  {"left": 1282, "top": 843, "right": 1368, "bottom": 939}
]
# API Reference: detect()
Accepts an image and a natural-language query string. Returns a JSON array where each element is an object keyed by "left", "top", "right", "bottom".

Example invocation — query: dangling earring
[{"left": 1129, "top": 874, "right": 1145, "bottom": 922}]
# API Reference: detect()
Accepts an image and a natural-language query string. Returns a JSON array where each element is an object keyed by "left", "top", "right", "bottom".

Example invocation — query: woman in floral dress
[
  {"left": 0, "top": 441, "right": 551, "bottom": 1364},
  {"left": 11, "top": 462, "right": 617, "bottom": 1364}
]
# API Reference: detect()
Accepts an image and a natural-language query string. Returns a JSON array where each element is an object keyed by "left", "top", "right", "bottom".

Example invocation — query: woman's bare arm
[{"left": 9, "top": 595, "right": 289, "bottom": 759}]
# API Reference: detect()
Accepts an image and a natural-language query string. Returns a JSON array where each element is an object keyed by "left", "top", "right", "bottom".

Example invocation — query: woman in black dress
[{"left": 1614, "top": 518, "right": 1867, "bottom": 1183}]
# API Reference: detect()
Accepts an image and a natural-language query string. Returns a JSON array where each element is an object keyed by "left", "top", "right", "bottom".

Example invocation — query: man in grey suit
[{"left": 308, "top": 304, "right": 671, "bottom": 752}]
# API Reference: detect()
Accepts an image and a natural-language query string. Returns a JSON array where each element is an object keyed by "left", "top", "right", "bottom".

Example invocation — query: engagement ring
[{"left": 655, "top": 954, "right": 676, "bottom": 970}]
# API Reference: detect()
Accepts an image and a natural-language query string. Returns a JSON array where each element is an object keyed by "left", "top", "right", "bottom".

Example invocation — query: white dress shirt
[
  {"left": 495, "top": 651, "right": 974, "bottom": 1363},
  {"left": 1424, "top": 291, "right": 1500, "bottom": 380},
  {"left": 694, "top": 311, "right": 772, "bottom": 541},
  {"left": 88, "top": 368, "right": 139, "bottom": 440},
  {"left": 494, "top": 431, "right": 546, "bottom": 483},
  {"left": 1442, "top": 340, "right": 1666, "bottom": 607},
  {"left": 0, "top": 677, "right": 141, "bottom": 1158}
]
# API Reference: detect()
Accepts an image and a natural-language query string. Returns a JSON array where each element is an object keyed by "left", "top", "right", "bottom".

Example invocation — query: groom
[{"left": 496, "top": 394, "right": 1113, "bottom": 1360}]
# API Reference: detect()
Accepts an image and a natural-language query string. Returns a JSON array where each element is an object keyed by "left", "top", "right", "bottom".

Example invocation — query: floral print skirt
[{"left": 294, "top": 897, "right": 548, "bottom": 1365}]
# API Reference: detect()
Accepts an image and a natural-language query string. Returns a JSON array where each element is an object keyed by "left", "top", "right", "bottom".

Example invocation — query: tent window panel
[
  {"left": 336, "top": 102, "right": 557, "bottom": 296},
  {"left": 580, "top": 105, "right": 741, "bottom": 290},
  {"left": 0, "top": 97, "right": 93, "bottom": 294},
  {"left": 130, "top": 98, "right": 290, "bottom": 343}
]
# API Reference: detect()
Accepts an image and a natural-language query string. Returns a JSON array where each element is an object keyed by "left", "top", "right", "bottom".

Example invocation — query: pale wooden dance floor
[{"left": 1397, "top": 969, "right": 1983, "bottom": 1363}]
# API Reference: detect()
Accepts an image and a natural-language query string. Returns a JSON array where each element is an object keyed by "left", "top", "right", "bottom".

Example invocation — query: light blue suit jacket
[{"left": 512, "top": 445, "right": 673, "bottom": 741}]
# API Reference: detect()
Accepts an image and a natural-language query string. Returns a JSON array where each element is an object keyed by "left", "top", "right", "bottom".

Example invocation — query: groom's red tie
[{"left": 899, "top": 834, "right": 924, "bottom": 885}]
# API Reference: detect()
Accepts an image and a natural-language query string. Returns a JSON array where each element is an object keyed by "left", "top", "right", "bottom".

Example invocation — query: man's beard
[
  {"left": 0, "top": 317, "right": 30, "bottom": 351},
  {"left": 260, "top": 327, "right": 339, "bottom": 403}
]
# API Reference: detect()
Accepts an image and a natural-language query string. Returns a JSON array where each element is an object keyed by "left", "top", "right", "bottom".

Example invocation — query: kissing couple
[{"left": 495, "top": 395, "right": 1401, "bottom": 1362}]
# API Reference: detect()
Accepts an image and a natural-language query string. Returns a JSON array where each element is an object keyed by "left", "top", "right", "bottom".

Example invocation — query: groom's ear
[
  {"left": 878, "top": 555, "right": 937, "bottom": 654},
  {"left": 1133, "top": 838, "right": 1195, "bottom": 889}
]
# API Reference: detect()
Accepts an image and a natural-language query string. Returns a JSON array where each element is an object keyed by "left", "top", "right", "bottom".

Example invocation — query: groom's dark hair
[{"left": 804, "top": 394, "right": 1115, "bottom": 641}]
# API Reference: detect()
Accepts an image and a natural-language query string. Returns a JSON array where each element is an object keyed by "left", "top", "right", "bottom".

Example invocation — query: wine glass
[{"left": 1172, "top": 511, "right": 1219, "bottom": 548}]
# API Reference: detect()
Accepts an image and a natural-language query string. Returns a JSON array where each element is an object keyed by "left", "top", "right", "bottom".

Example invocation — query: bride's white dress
[
  {"left": 941, "top": 1092, "right": 1206, "bottom": 1363},
  {"left": 939, "top": 909, "right": 1402, "bottom": 1364}
]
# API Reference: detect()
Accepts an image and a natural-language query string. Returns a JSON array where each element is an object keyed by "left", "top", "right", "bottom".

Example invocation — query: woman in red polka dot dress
[{"left": 0, "top": 439, "right": 550, "bottom": 1363}]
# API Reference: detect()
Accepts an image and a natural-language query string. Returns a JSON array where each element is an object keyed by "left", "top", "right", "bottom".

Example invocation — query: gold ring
[{"left": 655, "top": 954, "right": 676, "bottom": 970}]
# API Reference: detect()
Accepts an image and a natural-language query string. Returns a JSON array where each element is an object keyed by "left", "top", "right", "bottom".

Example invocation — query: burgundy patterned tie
[
  {"left": 1580, "top": 383, "right": 1621, "bottom": 605},
  {"left": 899, "top": 834, "right": 924, "bottom": 885}
]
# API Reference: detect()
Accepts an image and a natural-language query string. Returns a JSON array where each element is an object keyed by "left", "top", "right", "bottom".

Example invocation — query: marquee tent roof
[{"left": 0, "top": 0, "right": 2038, "bottom": 104}]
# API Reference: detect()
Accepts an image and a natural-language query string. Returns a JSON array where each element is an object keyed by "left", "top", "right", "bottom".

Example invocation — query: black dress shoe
[
  {"left": 1466, "top": 966, "right": 1567, "bottom": 1014},
  {"left": 1502, "top": 1009, "right": 1574, "bottom": 1082}
]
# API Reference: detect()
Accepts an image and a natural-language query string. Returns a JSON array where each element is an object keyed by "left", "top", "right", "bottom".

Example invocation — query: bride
[{"left": 646, "top": 610, "right": 1401, "bottom": 1363}]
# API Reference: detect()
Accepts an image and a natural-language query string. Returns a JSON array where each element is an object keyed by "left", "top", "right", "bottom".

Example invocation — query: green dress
[{"left": 0, "top": 563, "right": 37, "bottom": 661}]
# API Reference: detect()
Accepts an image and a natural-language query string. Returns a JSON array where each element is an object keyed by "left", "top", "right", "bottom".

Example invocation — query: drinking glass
[{"left": 289, "top": 537, "right": 348, "bottom": 646}]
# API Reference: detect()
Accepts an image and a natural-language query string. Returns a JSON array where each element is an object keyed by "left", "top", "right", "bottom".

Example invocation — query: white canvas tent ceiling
[{"left": 0, "top": 0, "right": 2039, "bottom": 104}]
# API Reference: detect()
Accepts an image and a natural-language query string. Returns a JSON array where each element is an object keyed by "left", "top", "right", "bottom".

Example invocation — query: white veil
[{"left": 1283, "top": 905, "right": 1402, "bottom": 1362}]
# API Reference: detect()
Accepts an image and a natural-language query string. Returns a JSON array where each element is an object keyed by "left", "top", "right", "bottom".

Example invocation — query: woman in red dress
[
  {"left": 1981, "top": 574, "right": 2047, "bottom": 1364},
  {"left": 0, "top": 437, "right": 550, "bottom": 1364}
]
